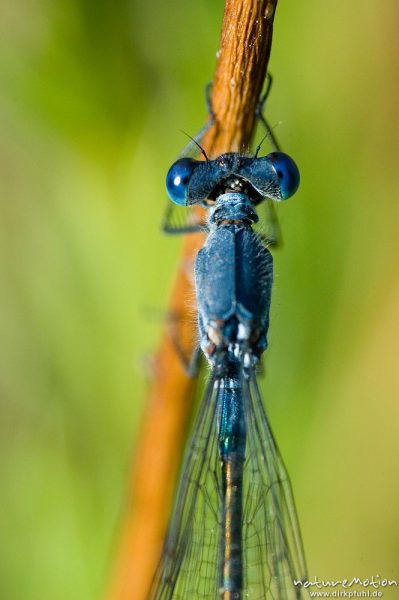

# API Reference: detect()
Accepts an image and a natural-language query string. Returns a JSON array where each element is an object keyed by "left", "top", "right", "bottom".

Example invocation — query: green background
[{"left": 1, "top": 0, "right": 398, "bottom": 598}]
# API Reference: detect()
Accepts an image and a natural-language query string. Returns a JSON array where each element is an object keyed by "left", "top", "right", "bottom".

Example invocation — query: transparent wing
[
  {"left": 149, "top": 374, "right": 222, "bottom": 599},
  {"left": 149, "top": 371, "right": 307, "bottom": 600},
  {"left": 241, "top": 372, "right": 307, "bottom": 599}
]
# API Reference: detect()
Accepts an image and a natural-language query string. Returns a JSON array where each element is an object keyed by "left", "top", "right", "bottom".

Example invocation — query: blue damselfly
[{"left": 149, "top": 86, "right": 307, "bottom": 600}]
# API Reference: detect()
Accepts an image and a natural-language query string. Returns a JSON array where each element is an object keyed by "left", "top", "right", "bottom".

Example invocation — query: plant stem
[{"left": 107, "top": 1, "right": 278, "bottom": 598}]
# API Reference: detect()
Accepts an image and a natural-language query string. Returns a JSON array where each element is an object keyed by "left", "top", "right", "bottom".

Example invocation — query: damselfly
[{"left": 149, "top": 85, "right": 307, "bottom": 599}]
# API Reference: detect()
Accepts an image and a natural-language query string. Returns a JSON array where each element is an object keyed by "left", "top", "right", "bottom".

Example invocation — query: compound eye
[
  {"left": 166, "top": 158, "right": 199, "bottom": 205},
  {"left": 266, "top": 152, "right": 300, "bottom": 200}
]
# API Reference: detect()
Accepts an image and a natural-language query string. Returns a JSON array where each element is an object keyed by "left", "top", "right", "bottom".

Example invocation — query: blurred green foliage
[{"left": 0, "top": 0, "right": 398, "bottom": 598}]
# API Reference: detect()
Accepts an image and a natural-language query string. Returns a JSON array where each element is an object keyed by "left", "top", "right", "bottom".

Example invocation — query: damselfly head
[{"left": 165, "top": 151, "right": 300, "bottom": 206}]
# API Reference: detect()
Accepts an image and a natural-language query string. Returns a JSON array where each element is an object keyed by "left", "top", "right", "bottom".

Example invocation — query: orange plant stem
[{"left": 107, "top": 1, "right": 279, "bottom": 598}]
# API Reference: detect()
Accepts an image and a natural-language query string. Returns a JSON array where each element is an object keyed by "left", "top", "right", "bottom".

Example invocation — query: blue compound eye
[
  {"left": 166, "top": 158, "right": 199, "bottom": 205},
  {"left": 266, "top": 152, "right": 300, "bottom": 200}
]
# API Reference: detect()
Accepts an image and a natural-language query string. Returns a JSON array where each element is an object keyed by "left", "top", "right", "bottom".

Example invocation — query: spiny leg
[
  {"left": 166, "top": 309, "right": 203, "bottom": 377},
  {"left": 162, "top": 84, "right": 215, "bottom": 235},
  {"left": 256, "top": 74, "right": 283, "bottom": 247}
]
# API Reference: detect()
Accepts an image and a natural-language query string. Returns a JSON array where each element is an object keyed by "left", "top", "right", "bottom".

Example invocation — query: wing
[
  {"left": 149, "top": 374, "right": 222, "bottom": 599},
  {"left": 149, "top": 371, "right": 307, "bottom": 600},
  {"left": 241, "top": 373, "right": 307, "bottom": 599}
]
